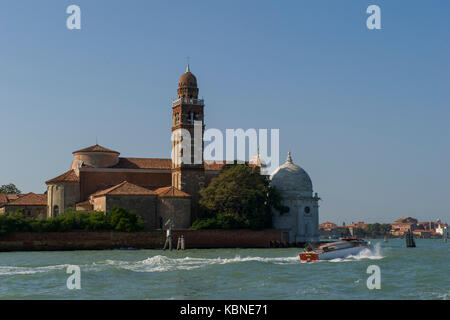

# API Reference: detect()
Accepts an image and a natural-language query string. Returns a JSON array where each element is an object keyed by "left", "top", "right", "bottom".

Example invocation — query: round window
[{"left": 304, "top": 206, "right": 311, "bottom": 214}]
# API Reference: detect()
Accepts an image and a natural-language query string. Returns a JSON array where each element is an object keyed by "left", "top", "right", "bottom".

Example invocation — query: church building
[
  {"left": 15, "top": 65, "right": 319, "bottom": 239},
  {"left": 45, "top": 66, "right": 226, "bottom": 229}
]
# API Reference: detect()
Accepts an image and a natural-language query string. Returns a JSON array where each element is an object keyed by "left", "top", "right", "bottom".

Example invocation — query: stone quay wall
[
  {"left": 0, "top": 229, "right": 281, "bottom": 252},
  {"left": 172, "top": 229, "right": 281, "bottom": 249}
]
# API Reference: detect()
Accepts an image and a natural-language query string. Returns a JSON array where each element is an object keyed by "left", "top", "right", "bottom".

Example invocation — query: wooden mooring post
[
  {"left": 176, "top": 235, "right": 186, "bottom": 250},
  {"left": 405, "top": 230, "right": 416, "bottom": 248},
  {"left": 444, "top": 227, "right": 448, "bottom": 243},
  {"left": 163, "top": 228, "right": 173, "bottom": 251},
  {"left": 163, "top": 218, "right": 175, "bottom": 251}
]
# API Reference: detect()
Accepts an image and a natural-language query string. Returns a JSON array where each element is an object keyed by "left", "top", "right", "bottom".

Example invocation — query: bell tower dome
[{"left": 177, "top": 64, "right": 199, "bottom": 99}]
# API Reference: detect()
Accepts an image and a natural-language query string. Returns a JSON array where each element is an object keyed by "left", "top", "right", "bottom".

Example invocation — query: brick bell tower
[{"left": 171, "top": 64, "right": 205, "bottom": 219}]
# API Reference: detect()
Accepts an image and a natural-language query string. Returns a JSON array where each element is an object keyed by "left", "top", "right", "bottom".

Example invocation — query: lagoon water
[{"left": 0, "top": 239, "right": 448, "bottom": 300}]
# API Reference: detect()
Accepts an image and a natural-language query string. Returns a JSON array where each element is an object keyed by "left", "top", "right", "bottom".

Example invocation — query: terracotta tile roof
[
  {"left": 204, "top": 160, "right": 227, "bottom": 171},
  {"left": 0, "top": 194, "right": 25, "bottom": 205},
  {"left": 394, "top": 217, "right": 417, "bottom": 223},
  {"left": 154, "top": 186, "right": 191, "bottom": 198},
  {"left": 110, "top": 158, "right": 230, "bottom": 171},
  {"left": 76, "top": 200, "right": 92, "bottom": 206},
  {"left": 92, "top": 181, "right": 157, "bottom": 197},
  {"left": 134, "top": 184, "right": 171, "bottom": 191},
  {"left": 204, "top": 160, "right": 259, "bottom": 171},
  {"left": 46, "top": 169, "right": 79, "bottom": 184},
  {"left": 73, "top": 144, "right": 120, "bottom": 154},
  {"left": 110, "top": 158, "right": 172, "bottom": 169},
  {"left": 0, "top": 194, "right": 9, "bottom": 204},
  {"left": 75, "top": 200, "right": 93, "bottom": 211},
  {"left": 4, "top": 192, "right": 47, "bottom": 206}
]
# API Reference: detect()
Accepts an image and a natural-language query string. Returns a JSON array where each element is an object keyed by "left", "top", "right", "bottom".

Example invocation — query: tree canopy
[
  {"left": 364, "top": 223, "right": 392, "bottom": 236},
  {"left": 0, "top": 206, "right": 145, "bottom": 236},
  {"left": 191, "top": 163, "right": 286, "bottom": 230},
  {"left": 0, "top": 183, "right": 21, "bottom": 194}
]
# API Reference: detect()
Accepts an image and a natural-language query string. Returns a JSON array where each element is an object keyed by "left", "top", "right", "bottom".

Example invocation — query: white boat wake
[
  {"left": 328, "top": 242, "right": 384, "bottom": 263},
  {"left": 109, "top": 255, "right": 299, "bottom": 273},
  {"left": 0, "top": 244, "right": 385, "bottom": 275},
  {"left": 0, "top": 264, "right": 69, "bottom": 276}
]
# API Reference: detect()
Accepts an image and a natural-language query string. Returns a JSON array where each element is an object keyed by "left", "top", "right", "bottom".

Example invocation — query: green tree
[
  {"left": 0, "top": 207, "right": 144, "bottom": 236},
  {"left": 352, "top": 227, "right": 366, "bottom": 237},
  {"left": 108, "top": 206, "right": 145, "bottom": 232},
  {"left": 192, "top": 163, "right": 286, "bottom": 230},
  {"left": 381, "top": 224, "right": 392, "bottom": 235},
  {"left": 0, "top": 183, "right": 21, "bottom": 194},
  {"left": 365, "top": 223, "right": 392, "bottom": 236},
  {"left": 0, "top": 211, "right": 31, "bottom": 236}
]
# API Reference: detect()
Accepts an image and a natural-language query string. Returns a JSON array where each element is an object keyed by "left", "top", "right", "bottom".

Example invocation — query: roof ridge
[
  {"left": 46, "top": 169, "right": 79, "bottom": 184},
  {"left": 97, "top": 181, "right": 128, "bottom": 195},
  {"left": 120, "top": 157, "right": 171, "bottom": 160},
  {"left": 155, "top": 186, "right": 191, "bottom": 198},
  {"left": 73, "top": 144, "right": 120, "bottom": 154},
  {"left": 6, "top": 192, "right": 46, "bottom": 206},
  {"left": 92, "top": 181, "right": 157, "bottom": 197}
]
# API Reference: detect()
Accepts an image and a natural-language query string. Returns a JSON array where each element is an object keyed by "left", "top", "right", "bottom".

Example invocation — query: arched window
[{"left": 53, "top": 205, "right": 59, "bottom": 217}]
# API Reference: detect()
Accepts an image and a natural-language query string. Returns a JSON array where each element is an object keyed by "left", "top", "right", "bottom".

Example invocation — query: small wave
[
  {"left": 103, "top": 245, "right": 385, "bottom": 271},
  {"left": 1, "top": 255, "right": 298, "bottom": 276},
  {"left": 438, "top": 293, "right": 449, "bottom": 300},
  {"left": 109, "top": 255, "right": 299, "bottom": 273},
  {"left": 0, "top": 264, "right": 69, "bottom": 276}
]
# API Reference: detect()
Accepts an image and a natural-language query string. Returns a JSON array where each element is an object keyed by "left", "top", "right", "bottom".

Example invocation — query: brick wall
[
  {"left": 79, "top": 170, "right": 171, "bottom": 200},
  {"left": 0, "top": 231, "right": 165, "bottom": 251},
  {"left": 0, "top": 229, "right": 281, "bottom": 251},
  {"left": 2, "top": 205, "right": 47, "bottom": 219},
  {"left": 173, "top": 229, "right": 281, "bottom": 249},
  {"left": 157, "top": 198, "right": 191, "bottom": 229},
  {"left": 105, "top": 195, "right": 158, "bottom": 230}
]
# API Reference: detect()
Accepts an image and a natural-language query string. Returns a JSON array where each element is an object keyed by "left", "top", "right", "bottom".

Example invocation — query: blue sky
[{"left": 0, "top": 1, "right": 449, "bottom": 223}]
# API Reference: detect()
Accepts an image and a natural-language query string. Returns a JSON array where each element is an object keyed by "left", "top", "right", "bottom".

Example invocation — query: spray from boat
[{"left": 299, "top": 239, "right": 383, "bottom": 263}]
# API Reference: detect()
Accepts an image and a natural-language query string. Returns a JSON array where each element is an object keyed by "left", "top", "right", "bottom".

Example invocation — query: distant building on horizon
[{"left": 319, "top": 221, "right": 337, "bottom": 231}]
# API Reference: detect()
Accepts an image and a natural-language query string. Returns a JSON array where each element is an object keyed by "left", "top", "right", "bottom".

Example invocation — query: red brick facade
[
  {"left": 0, "top": 230, "right": 282, "bottom": 251},
  {"left": 79, "top": 170, "right": 171, "bottom": 200}
]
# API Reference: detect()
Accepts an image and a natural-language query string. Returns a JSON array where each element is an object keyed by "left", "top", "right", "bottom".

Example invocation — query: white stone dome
[{"left": 270, "top": 152, "right": 313, "bottom": 198}]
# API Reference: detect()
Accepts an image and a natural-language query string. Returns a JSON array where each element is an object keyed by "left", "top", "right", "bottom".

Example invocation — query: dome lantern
[{"left": 177, "top": 64, "right": 199, "bottom": 99}]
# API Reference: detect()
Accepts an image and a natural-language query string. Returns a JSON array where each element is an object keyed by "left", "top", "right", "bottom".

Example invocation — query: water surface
[{"left": 0, "top": 239, "right": 448, "bottom": 299}]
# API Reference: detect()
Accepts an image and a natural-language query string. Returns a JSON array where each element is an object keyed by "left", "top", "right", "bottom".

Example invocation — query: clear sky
[{"left": 0, "top": 1, "right": 449, "bottom": 224}]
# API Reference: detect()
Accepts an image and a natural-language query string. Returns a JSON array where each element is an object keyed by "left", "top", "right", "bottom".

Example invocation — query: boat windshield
[{"left": 319, "top": 240, "right": 364, "bottom": 251}]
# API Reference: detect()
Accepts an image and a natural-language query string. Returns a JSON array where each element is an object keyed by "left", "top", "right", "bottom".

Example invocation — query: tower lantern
[{"left": 177, "top": 64, "right": 199, "bottom": 99}]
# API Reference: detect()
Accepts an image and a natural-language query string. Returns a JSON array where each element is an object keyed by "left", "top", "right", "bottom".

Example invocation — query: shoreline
[
  {"left": 0, "top": 231, "right": 440, "bottom": 253},
  {"left": 0, "top": 229, "right": 282, "bottom": 252}
]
